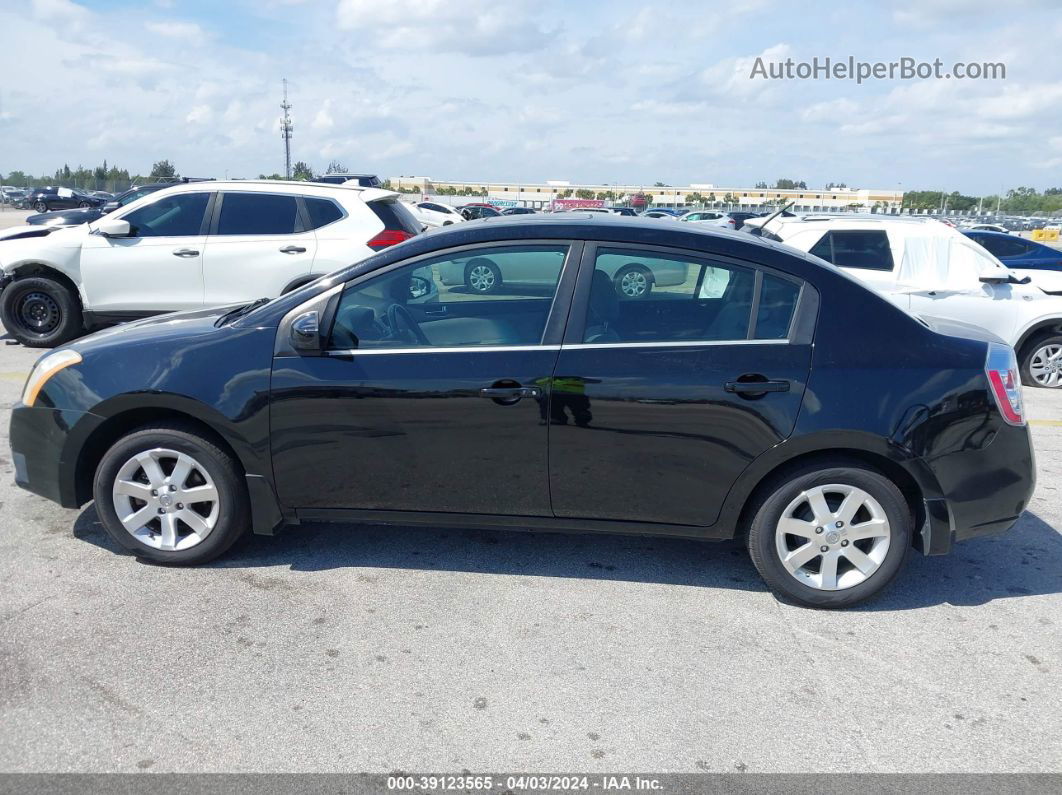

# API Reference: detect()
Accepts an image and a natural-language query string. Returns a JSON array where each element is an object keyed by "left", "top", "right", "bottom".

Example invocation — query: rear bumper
[
  {"left": 917, "top": 422, "right": 1035, "bottom": 555},
  {"left": 10, "top": 403, "right": 101, "bottom": 509}
]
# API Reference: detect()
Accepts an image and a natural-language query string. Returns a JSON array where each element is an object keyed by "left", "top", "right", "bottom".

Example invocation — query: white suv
[
  {"left": 0, "top": 180, "right": 420, "bottom": 347},
  {"left": 752, "top": 215, "right": 1062, "bottom": 388}
]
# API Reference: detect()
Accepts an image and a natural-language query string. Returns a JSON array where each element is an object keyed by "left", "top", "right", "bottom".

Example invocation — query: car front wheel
[
  {"left": 746, "top": 461, "right": 912, "bottom": 608},
  {"left": 34, "top": 201, "right": 48, "bottom": 213},
  {"left": 0, "top": 276, "right": 84, "bottom": 347},
  {"left": 93, "top": 424, "right": 250, "bottom": 565},
  {"left": 1020, "top": 335, "right": 1062, "bottom": 388}
]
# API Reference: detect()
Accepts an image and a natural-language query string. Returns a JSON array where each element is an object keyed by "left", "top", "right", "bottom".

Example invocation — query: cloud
[
  {"left": 145, "top": 20, "right": 208, "bottom": 41},
  {"left": 185, "top": 105, "right": 212, "bottom": 124},
  {"left": 335, "top": 0, "right": 552, "bottom": 56},
  {"left": 312, "top": 99, "right": 334, "bottom": 131}
]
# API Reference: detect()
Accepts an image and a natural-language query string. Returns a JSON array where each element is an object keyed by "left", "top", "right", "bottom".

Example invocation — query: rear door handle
[
  {"left": 479, "top": 386, "right": 541, "bottom": 400},
  {"left": 172, "top": 248, "right": 199, "bottom": 257},
  {"left": 725, "top": 379, "right": 790, "bottom": 393},
  {"left": 279, "top": 245, "right": 307, "bottom": 254}
]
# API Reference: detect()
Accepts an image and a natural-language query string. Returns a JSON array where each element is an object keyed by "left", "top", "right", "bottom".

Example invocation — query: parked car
[
  {"left": 0, "top": 180, "right": 420, "bottom": 347},
  {"left": 607, "top": 207, "right": 639, "bottom": 217},
  {"left": 962, "top": 223, "right": 1009, "bottom": 234},
  {"left": 10, "top": 216, "right": 1035, "bottom": 608},
  {"left": 26, "top": 188, "right": 106, "bottom": 213},
  {"left": 312, "top": 174, "right": 382, "bottom": 188},
  {"left": 753, "top": 215, "right": 1062, "bottom": 388},
  {"left": 679, "top": 210, "right": 724, "bottom": 223},
  {"left": 641, "top": 209, "right": 679, "bottom": 219},
  {"left": 408, "top": 201, "right": 465, "bottom": 227},
  {"left": 457, "top": 205, "right": 502, "bottom": 220},
  {"left": 717, "top": 211, "right": 761, "bottom": 231},
  {"left": 501, "top": 207, "right": 537, "bottom": 216},
  {"left": 435, "top": 245, "right": 687, "bottom": 298},
  {"left": 964, "top": 230, "right": 1062, "bottom": 292}
]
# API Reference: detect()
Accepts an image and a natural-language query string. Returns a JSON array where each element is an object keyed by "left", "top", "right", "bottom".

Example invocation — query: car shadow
[{"left": 70, "top": 507, "right": 1062, "bottom": 609}]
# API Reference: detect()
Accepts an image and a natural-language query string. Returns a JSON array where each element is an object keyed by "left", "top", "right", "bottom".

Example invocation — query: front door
[
  {"left": 270, "top": 242, "right": 578, "bottom": 516},
  {"left": 80, "top": 191, "right": 212, "bottom": 313},
  {"left": 548, "top": 244, "right": 814, "bottom": 529}
]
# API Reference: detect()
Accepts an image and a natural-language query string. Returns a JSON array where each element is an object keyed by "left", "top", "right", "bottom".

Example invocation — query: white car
[
  {"left": 0, "top": 180, "right": 420, "bottom": 347},
  {"left": 962, "top": 223, "right": 1009, "bottom": 234},
  {"left": 753, "top": 215, "right": 1062, "bottom": 388},
  {"left": 407, "top": 201, "right": 465, "bottom": 228},
  {"left": 678, "top": 210, "right": 724, "bottom": 224}
]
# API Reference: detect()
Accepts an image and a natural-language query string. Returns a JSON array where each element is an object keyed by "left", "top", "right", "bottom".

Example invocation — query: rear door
[
  {"left": 548, "top": 243, "right": 815, "bottom": 528},
  {"left": 202, "top": 191, "right": 318, "bottom": 304}
]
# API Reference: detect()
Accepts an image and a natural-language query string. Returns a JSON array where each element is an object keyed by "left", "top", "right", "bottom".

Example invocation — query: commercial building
[{"left": 386, "top": 176, "right": 904, "bottom": 212}]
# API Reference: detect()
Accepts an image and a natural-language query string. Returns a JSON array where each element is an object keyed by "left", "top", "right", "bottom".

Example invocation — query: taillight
[
  {"left": 985, "top": 342, "right": 1025, "bottom": 426},
  {"left": 367, "top": 229, "right": 413, "bottom": 250}
]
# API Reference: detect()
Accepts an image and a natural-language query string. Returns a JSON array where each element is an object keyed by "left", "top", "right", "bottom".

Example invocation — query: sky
[{"left": 2, "top": 0, "right": 1061, "bottom": 194}]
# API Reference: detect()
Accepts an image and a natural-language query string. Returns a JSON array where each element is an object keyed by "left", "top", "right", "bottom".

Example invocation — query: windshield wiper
[{"left": 215, "top": 297, "right": 270, "bottom": 327}]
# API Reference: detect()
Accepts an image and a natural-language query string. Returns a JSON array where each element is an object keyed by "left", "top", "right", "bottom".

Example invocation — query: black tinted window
[
  {"left": 217, "top": 193, "right": 299, "bottom": 235},
  {"left": 755, "top": 273, "right": 800, "bottom": 339},
  {"left": 123, "top": 192, "right": 209, "bottom": 237},
  {"left": 810, "top": 230, "right": 894, "bottom": 271},
  {"left": 305, "top": 197, "right": 343, "bottom": 230},
  {"left": 976, "top": 235, "right": 1030, "bottom": 258}
]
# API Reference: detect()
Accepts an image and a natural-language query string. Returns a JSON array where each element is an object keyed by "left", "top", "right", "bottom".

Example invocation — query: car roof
[{"left": 144, "top": 179, "right": 398, "bottom": 203}]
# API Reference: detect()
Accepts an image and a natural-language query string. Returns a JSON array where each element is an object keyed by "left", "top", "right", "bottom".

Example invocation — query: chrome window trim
[{"left": 325, "top": 339, "right": 789, "bottom": 356}]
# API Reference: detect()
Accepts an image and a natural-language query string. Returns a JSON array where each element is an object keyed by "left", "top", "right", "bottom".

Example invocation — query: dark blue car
[{"left": 964, "top": 230, "right": 1062, "bottom": 271}]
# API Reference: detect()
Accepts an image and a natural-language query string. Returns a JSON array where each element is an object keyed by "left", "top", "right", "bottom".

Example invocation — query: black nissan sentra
[{"left": 9, "top": 215, "right": 1035, "bottom": 608}]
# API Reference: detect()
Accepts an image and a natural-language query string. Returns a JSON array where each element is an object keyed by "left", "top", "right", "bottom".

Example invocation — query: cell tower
[{"left": 280, "top": 79, "right": 293, "bottom": 179}]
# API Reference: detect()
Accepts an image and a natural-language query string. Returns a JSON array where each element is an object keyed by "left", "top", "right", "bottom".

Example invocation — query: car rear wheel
[
  {"left": 0, "top": 276, "right": 84, "bottom": 347},
  {"left": 614, "top": 264, "right": 653, "bottom": 299},
  {"left": 93, "top": 424, "right": 249, "bottom": 565},
  {"left": 746, "top": 461, "right": 912, "bottom": 608},
  {"left": 465, "top": 258, "right": 502, "bottom": 294},
  {"left": 1020, "top": 335, "right": 1062, "bottom": 388}
]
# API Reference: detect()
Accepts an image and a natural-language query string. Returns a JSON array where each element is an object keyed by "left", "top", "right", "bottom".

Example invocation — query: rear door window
[
  {"left": 217, "top": 192, "right": 300, "bottom": 235},
  {"left": 810, "top": 230, "right": 894, "bottom": 271}
]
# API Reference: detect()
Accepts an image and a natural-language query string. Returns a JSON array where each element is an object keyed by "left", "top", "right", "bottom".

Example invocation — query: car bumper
[
  {"left": 917, "top": 421, "right": 1035, "bottom": 555},
  {"left": 10, "top": 403, "right": 101, "bottom": 509}
]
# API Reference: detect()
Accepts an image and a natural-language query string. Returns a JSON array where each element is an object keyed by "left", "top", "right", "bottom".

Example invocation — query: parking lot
[{"left": 0, "top": 201, "right": 1060, "bottom": 773}]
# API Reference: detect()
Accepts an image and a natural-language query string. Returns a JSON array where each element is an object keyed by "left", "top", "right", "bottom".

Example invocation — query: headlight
[{"left": 21, "top": 349, "right": 82, "bottom": 406}]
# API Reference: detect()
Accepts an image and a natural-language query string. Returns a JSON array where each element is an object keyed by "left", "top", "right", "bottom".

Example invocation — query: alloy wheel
[
  {"left": 468, "top": 264, "right": 496, "bottom": 292},
  {"left": 619, "top": 269, "right": 648, "bottom": 298},
  {"left": 1029, "top": 343, "right": 1062, "bottom": 388},
  {"left": 774, "top": 484, "right": 891, "bottom": 591},
  {"left": 111, "top": 448, "right": 220, "bottom": 551}
]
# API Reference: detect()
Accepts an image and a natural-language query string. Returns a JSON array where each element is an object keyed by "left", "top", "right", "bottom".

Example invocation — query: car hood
[{"left": 69, "top": 305, "right": 252, "bottom": 353}]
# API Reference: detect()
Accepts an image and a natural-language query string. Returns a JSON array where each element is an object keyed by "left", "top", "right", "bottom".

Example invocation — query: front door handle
[
  {"left": 279, "top": 245, "right": 307, "bottom": 254},
  {"left": 479, "top": 386, "right": 541, "bottom": 400},
  {"left": 725, "top": 379, "right": 790, "bottom": 393},
  {"left": 172, "top": 248, "right": 199, "bottom": 257}
]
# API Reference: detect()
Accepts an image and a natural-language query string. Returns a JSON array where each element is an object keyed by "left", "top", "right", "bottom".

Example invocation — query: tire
[
  {"left": 745, "top": 460, "right": 912, "bottom": 608},
  {"left": 34, "top": 201, "right": 48, "bottom": 213},
  {"left": 93, "top": 423, "right": 249, "bottom": 565},
  {"left": 1019, "top": 334, "right": 1062, "bottom": 389},
  {"left": 613, "top": 264, "right": 653, "bottom": 299},
  {"left": 464, "top": 258, "right": 502, "bottom": 294},
  {"left": 78, "top": 201, "right": 91, "bottom": 208},
  {"left": 0, "top": 276, "right": 84, "bottom": 347}
]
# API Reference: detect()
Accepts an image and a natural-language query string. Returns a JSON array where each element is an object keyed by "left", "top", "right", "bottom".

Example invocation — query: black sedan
[
  {"left": 24, "top": 183, "right": 174, "bottom": 227},
  {"left": 9, "top": 216, "right": 1035, "bottom": 608},
  {"left": 26, "top": 188, "right": 106, "bottom": 213}
]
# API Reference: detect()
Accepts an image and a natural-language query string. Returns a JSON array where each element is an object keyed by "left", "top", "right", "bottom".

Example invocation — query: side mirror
[
  {"left": 96, "top": 218, "right": 131, "bottom": 237},
  {"left": 102, "top": 201, "right": 118, "bottom": 213},
  {"left": 290, "top": 310, "right": 321, "bottom": 353}
]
